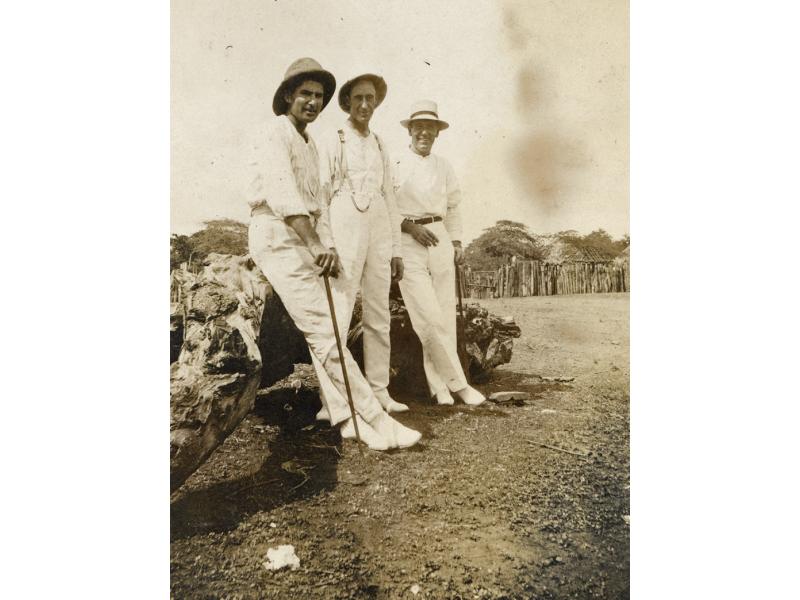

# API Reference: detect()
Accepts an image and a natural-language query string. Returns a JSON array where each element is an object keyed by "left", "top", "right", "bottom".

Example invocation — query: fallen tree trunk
[
  {"left": 171, "top": 255, "right": 521, "bottom": 491},
  {"left": 170, "top": 253, "right": 305, "bottom": 492}
]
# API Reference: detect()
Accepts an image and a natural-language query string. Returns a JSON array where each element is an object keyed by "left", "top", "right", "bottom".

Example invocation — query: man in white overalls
[
  {"left": 313, "top": 73, "right": 410, "bottom": 423},
  {"left": 394, "top": 100, "right": 485, "bottom": 407},
  {"left": 247, "top": 58, "right": 421, "bottom": 450}
]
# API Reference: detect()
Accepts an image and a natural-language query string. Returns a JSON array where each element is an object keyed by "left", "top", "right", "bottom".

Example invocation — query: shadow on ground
[{"left": 170, "top": 381, "right": 515, "bottom": 541}]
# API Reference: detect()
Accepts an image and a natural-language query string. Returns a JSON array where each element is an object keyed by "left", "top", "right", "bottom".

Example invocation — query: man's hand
[
  {"left": 391, "top": 257, "right": 404, "bottom": 282},
  {"left": 284, "top": 215, "right": 340, "bottom": 277},
  {"left": 311, "top": 244, "right": 340, "bottom": 278},
  {"left": 453, "top": 242, "right": 464, "bottom": 265},
  {"left": 408, "top": 223, "right": 439, "bottom": 247}
]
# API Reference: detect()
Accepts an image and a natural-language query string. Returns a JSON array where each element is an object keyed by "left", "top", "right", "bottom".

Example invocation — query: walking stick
[
  {"left": 454, "top": 261, "right": 470, "bottom": 381},
  {"left": 322, "top": 274, "right": 364, "bottom": 453}
]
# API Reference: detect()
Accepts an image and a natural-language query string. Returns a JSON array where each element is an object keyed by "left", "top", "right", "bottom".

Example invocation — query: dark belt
[{"left": 405, "top": 216, "right": 442, "bottom": 225}]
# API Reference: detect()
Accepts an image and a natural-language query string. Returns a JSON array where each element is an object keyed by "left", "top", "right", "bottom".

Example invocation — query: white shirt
[
  {"left": 246, "top": 115, "right": 333, "bottom": 247},
  {"left": 317, "top": 120, "right": 402, "bottom": 257},
  {"left": 393, "top": 148, "right": 464, "bottom": 242}
]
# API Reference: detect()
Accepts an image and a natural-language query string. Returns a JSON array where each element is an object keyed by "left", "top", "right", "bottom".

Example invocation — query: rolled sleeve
[{"left": 247, "top": 119, "right": 310, "bottom": 219}]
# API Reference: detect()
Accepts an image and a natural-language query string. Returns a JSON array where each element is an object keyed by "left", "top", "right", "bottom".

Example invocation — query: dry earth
[{"left": 171, "top": 293, "right": 630, "bottom": 599}]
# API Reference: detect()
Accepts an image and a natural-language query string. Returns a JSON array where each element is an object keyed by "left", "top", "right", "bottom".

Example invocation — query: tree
[
  {"left": 170, "top": 234, "right": 193, "bottom": 270},
  {"left": 464, "top": 220, "right": 543, "bottom": 270},
  {"left": 188, "top": 219, "right": 249, "bottom": 262},
  {"left": 170, "top": 219, "right": 249, "bottom": 271}
]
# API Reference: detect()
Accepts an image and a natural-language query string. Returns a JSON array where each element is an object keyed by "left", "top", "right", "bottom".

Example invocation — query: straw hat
[
  {"left": 400, "top": 100, "right": 449, "bottom": 130},
  {"left": 272, "top": 57, "right": 336, "bottom": 116},
  {"left": 337, "top": 73, "right": 388, "bottom": 111}
]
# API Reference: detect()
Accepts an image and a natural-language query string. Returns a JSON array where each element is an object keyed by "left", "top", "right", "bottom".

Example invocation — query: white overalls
[{"left": 311, "top": 121, "right": 402, "bottom": 423}]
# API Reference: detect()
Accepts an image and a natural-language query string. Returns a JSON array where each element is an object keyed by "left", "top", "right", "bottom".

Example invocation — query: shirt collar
[
  {"left": 345, "top": 118, "right": 371, "bottom": 138},
  {"left": 408, "top": 145, "right": 433, "bottom": 160}
]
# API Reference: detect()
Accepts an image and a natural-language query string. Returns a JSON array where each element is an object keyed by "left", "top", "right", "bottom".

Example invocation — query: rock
[
  {"left": 170, "top": 254, "right": 272, "bottom": 492},
  {"left": 263, "top": 545, "right": 300, "bottom": 571},
  {"left": 540, "top": 375, "right": 575, "bottom": 383},
  {"left": 488, "top": 391, "right": 530, "bottom": 404}
]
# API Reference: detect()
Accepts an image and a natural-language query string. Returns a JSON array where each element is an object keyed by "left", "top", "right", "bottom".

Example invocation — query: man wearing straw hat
[
  {"left": 312, "top": 72, "right": 410, "bottom": 422},
  {"left": 393, "top": 100, "right": 485, "bottom": 407},
  {"left": 246, "top": 58, "right": 421, "bottom": 450}
]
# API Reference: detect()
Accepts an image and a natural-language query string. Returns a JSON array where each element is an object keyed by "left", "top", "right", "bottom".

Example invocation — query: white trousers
[
  {"left": 248, "top": 212, "right": 384, "bottom": 425},
  {"left": 398, "top": 221, "right": 469, "bottom": 396},
  {"left": 311, "top": 191, "right": 393, "bottom": 423}
]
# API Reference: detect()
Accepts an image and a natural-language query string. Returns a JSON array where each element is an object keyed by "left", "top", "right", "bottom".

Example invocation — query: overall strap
[
  {"left": 332, "top": 128, "right": 369, "bottom": 212},
  {"left": 332, "top": 129, "right": 351, "bottom": 197},
  {"left": 372, "top": 132, "right": 387, "bottom": 195}
]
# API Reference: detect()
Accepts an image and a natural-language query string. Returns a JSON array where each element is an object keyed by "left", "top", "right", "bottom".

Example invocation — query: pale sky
[{"left": 171, "top": 0, "right": 628, "bottom": 243}]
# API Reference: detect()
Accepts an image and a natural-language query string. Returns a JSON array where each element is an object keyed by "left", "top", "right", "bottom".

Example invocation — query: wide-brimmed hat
[
  {"left": 400, "top": 100, "right": 449, "bottom": 130},
  {"left": 337, "top": 73, "right": 388, "bottom": 111},
  {"left": 272, "top": 57, "right": 337, "bottom": 116}
]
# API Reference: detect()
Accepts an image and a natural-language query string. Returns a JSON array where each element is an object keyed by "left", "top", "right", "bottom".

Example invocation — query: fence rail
[{"left": 463, "top": 260, "right": 629, "bottom": 299}]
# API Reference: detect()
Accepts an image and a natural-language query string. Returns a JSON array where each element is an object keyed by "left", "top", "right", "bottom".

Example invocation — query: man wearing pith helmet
[
  {"left": 393, "top": 100, "right": 486, "bottom": 407},
  {"left": 313, "top": 72, "right": 410, "bottom": 423},
  {"left": 246, "top": 58, "right": 421, "bottom": 451}
]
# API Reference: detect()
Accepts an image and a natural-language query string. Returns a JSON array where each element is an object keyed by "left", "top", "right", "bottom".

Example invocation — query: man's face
[
  {"left": 285, "top": 79, "right": 325, "bottom": 124},
  {"left": 348, "top": 80, "right": 377, "bottom": 126},
  {"left": 409, "top": 120, "right": 440, "bottom": 156}
]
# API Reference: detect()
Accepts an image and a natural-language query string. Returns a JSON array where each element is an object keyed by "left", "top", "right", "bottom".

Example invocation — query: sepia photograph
[
  {"left": 170, "top": 0, "right": 629, "bottom": 597},
  {"left": 7, "top": 2, "right": 800, "bottom": 599}
]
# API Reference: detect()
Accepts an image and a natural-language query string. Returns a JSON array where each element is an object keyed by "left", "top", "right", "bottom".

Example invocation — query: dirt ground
[{"left": 171, "top": 293, "right": 630, "bottom": 599}]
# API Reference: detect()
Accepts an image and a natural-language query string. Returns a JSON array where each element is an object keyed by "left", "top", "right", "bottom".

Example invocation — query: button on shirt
[
  {"left": 246, "top": 115, "right": 333, "bottom": 247},
  {"left": 393, "top": 149, "right": 464, "bottom": 242}
]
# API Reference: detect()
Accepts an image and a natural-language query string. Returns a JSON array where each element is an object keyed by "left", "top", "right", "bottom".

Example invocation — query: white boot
[
  {"left": 454, "top": 385, "right": 485, "bottom": 406},
  {"left": 434, "top": 389, "right": 455, "bottom": 405},
  {"left": 374, "top": 389, "right": 409, "bottom": 413},
  {"left": 369, "top": 412, "right": 422, "bottom": 449},
  {"left": 340, "top": 415, "right": 390, "bottom": 451}
]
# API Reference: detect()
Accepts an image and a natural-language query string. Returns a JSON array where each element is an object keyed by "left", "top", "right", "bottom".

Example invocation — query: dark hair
[{"left": 283, "top": 75, "right": 328, "bottom": 112}]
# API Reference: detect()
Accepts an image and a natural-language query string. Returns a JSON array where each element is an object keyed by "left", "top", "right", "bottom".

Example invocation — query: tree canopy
[
  {"left": 464, "top": 222, "right": 629, "bottom": 270},
  {"left": 170, "top": 219, "right": 248, "bottom": 269},
  {"left": 464, "top": 220, "right": 544, "bottom": 270}
]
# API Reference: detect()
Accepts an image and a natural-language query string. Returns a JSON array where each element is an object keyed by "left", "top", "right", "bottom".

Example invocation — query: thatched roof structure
[
  {"left": 543, "top": 239, "right": 617, "bottom": 265},
  {"left": 614, "top": 245, "right": 630, "bottom": 264}
]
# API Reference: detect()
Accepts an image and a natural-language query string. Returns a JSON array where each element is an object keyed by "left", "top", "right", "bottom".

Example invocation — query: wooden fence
[{"left": 463, "top": 260, "right": 629, "bottom": 299}]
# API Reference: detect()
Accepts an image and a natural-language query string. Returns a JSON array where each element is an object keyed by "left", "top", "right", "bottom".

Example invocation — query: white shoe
[
  {"left": 369, "top": 413, "right": 422, "bottom": 449},
  {"left": 316, "top": 406, "right": 331, "bottom": 422},
  {"left": 374, "top": 389, "right": 409, "bottom": 413},
  {"left": 455, "top": 385, "right": 485, "bottom": 406},
  {"left": 340, "top": 415, "right": 390, "bottom": 451},
  {"left": 434, "top": 389, "right": 455, "bottom": 405}
]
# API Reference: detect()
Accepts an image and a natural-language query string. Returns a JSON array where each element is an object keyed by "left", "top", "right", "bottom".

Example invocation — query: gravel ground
[{"left": 171, "top": 293, "right": 630, "bottom": 599}]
